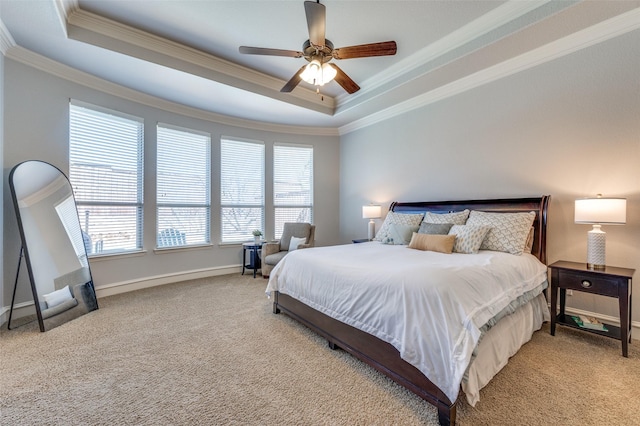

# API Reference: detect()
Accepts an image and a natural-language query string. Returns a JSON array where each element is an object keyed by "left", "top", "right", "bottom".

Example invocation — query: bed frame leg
[
  {"left": 328, "top": 340, "right": 339, "bottom": 350},
  {"left": 272, "top": 303, "right": 280, "bottom": 314},
  {"left": 437, "top": 402, "right": 455, "bottom": 426}
]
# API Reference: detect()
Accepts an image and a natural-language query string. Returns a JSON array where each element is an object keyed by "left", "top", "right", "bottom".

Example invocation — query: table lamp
[
  {"left": 362, "top": 205, "right": 382, "bottom": 241},
  {"left": 574, "top": 195, "right": 626, "bottom": 269}
]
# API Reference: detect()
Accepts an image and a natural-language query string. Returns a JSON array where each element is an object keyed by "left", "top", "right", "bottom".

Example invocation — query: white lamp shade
[
  {"left": 362, "top": 205, "right": 382, "bottom": 219},
  {"left": 575, "top": 198, "right": 626, "bottom": 224},
  {"left": 575, "top": 196, "right": 626, "bottom": 269}
]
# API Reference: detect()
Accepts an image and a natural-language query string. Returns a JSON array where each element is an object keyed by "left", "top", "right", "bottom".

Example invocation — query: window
[
  {"left": 220, "top": 138, "right": 265, "bottom": 243},
  {"left": 69, "top": 101, "right": 144, "bottom": 255},
  {"left": 273, "top": 144, "right": 313, "bottom": 239},
  {"left": 157, "top": 124, "right": 211, "bottom": 248}
]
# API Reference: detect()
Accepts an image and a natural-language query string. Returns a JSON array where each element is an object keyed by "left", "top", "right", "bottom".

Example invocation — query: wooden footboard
[{"left": 273, "top": 291, "right": 457, "bottom": 426}]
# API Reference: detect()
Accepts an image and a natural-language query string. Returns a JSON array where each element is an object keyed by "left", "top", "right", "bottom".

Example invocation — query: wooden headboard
[{"left": 390, "top": 196, "right": 550, "bottom": 264}]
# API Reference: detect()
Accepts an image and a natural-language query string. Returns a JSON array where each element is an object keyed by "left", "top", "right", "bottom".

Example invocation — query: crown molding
[
  {"left": 0, "top": 18, "right": 16, "bottom": 55},
  {"left": 336, "top": 0, "right": 551, "bottom": 108},
  {"left": 339, "top": 7, "right": 640, "bottom": 135},
  {"left": 53, "top": 0, "right": 78, "bottom": 36},
  {"left": 6, "top": 46, "right": 339, "bottom": 136},
  {"left": 65, "top": 8, "right": 336, "bottom": 116}
]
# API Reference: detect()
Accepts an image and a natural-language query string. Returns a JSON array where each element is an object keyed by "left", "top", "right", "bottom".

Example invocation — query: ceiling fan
[{"left": 239, "top": 0, "right": 397, "bottom": 95}]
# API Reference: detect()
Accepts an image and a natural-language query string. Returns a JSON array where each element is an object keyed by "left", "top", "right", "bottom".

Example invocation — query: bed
[{"left": 265, "top": 196, "right": 550, "bottom": 425}]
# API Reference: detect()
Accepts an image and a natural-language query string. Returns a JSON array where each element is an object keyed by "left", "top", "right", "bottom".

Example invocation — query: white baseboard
[
  {"left": 94, "top": 264, "right": 243, "bottom": 298},
  {"left": 4, "top": 273, "right": 639, "bottom": 343},
  {"left": 0, "top": 300, "right": 37, "bottom": 327},
  {"left": 556, "top": 306, "right": 640, "bottom": 341},
  {"left": 0, "top": 265, "right": 243, "bottom": 326}
]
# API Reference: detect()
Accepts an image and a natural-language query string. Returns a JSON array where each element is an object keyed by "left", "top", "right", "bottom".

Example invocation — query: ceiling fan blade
[
  {"left": 304, "top": 1, "right": 326, "bottom": 47},
  {"left": 239, "top": 46, "right": 304, "bottom": 58},
  {"left": 281, "top": 65, "right": 308, "bottom": 92},
  {"left": 329, "top": 64, "right": 360, "bottom": 94},
  {"left": 332, "top": 41, "right": 397, "bottom": 60}
]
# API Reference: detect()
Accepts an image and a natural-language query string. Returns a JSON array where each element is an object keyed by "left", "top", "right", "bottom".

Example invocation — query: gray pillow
[
  {"left": 380, "top": 223, "right": 419, "bottom": 245},
  {"left": 418, "top": 222, "right": 453, "bottom": 235}
]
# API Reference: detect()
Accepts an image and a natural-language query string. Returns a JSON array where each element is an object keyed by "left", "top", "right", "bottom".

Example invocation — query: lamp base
[
  {"left": 367, "top": 220, "right": 376, "bottom": 241},
  {"left": 586, "top": 225, "right": 606, "bottom": 270},
  {"left": 587, "top": 263, "right": 606, "bottom": 271}
]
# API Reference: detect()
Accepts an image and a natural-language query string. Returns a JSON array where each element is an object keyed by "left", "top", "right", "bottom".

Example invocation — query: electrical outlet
[{"left": 567, "top": 290, "right": 573, "bottom": 296}]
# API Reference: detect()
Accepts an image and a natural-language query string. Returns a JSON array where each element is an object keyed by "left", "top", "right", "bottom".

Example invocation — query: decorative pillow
[
  {"left": 288, "top": 236, "right": 307, "bottom": 252},
  {"left": 423, "top": 209, "right": 470, "bottom": 226},
  {"left": 466, "top": 211, "right": 536, "bottom": 255},
  {"left": 418, "top": 222, "right": 453, "bottom": 235},
  {"left": 408, "top": 233, "right": 455, "bottom": 254},
  {"left": 374, "top": 212, "right": 424, "bottom": 241},
  {"left": 380, "top": 224, "right": 419, "bottom": 245},
  {"left": 524, "top": 227, "right": 535, "bottom": 254},
  {"left": 43, "top": 285, "right": 73, "bottom": 309},
  {"left": 448, "top": 225, "right": 490, "bottom": 254}
]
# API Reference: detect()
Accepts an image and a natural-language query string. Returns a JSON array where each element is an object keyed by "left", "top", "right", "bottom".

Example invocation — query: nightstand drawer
[{"left": 558, "top": 270, "right": 619, "bottom": 297}]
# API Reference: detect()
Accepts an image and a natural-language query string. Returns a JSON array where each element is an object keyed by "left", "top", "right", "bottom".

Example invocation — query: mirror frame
[{"left": 9, "top": 160, "right": 98, "bottom": 332}]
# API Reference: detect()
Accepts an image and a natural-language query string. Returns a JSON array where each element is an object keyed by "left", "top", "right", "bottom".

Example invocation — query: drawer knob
[{"left": 581, "top": 280, "right": 593, "bottom": 288}]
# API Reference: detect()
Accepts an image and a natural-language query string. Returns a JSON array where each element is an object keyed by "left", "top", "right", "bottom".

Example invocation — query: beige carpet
[{"left": 1, "top": 274, "right": 639, "bottom": 425}]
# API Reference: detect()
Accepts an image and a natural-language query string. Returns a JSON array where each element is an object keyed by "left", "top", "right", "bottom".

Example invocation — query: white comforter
[{"left": 265, "top": 242, "right": 548, "bottom": 403}]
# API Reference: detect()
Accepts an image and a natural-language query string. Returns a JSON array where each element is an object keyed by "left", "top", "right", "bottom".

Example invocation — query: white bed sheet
[{"left": 266, "top": 241, "right": 548, "bottom": 403}]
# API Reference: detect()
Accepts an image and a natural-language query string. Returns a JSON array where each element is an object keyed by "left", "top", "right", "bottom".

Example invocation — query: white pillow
[
  {"left": 43, "top": 285, "right": 73, "bottom": 308},
  {"left": 288, "top": 236, "right": 307, "bottom": 252}
]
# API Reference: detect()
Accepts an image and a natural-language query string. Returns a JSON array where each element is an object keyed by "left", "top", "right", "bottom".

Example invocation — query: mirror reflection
[{"left": 9, "top": 160, "right": 98, "bottom": 331}]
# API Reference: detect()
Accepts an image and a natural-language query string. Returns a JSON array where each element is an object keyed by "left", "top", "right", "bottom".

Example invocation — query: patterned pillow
[
  {"left": 423, "top": 209, "right": 470, "bottom": 225},
  {"left": 418, "top": 222, "right": 453, "bottom": 235},
  {"left": 524, "top": 227, "right": 535, "bottom": 254},
  {"left": 466, "top": 211, "right": 536, "bottom": 255},
  {"left": 448, "top": 225, "right": 491, "bottom": 254},
  {"left": 380, "top": 224, "right": 420, "bottom": 245},
  {"left": 374, "top": 212, "right": 424, "bottom": 241}
]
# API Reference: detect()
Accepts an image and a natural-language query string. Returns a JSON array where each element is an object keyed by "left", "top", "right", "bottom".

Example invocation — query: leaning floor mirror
[{"left": 8, "top": 160, "right": 98, "bottom": 332}]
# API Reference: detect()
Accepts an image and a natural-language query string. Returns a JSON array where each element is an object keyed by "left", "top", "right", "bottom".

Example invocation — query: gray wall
[
  {"left": 3, "top": 59, "right": 340, "bottom": 306},
  {"left": 340, "top": 31, "right": 640, "bottom": 323}
]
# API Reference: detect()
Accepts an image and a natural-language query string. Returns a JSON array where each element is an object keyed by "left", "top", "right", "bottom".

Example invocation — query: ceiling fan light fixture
[
  {"left": 300, "top": 60, "right": 336, "bottom": 86},
  {"left": 321, "top": 63, "right": 337, "bottom": 83},
  {"left": 239, "top": 0, "right": 396, "bottom": 94}
]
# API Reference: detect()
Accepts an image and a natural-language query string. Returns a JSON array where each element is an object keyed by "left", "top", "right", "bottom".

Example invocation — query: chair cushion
[
  {"left": 264, "top": 251, "right": 288, "bottom": 266},
  {"left": 280, "top": 223, "right": 312, "bottom": 251}
]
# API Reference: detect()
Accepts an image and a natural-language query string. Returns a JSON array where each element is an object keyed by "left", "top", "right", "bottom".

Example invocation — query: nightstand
[
  {"left": 242, "top": 242, "right": 262, "bottom": 278},
  {"left": 549, "top": 260, "right": 635, "bottom": 357},
  {"left": 352, "top": 238, "right": 370, "bottom": 243}
]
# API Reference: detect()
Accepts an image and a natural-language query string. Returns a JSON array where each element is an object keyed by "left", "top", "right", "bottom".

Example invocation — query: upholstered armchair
[{"left": 262, "top": 222, "right": 315, "bottom": 278}]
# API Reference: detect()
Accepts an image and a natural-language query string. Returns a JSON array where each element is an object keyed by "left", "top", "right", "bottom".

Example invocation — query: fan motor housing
[{"left": 303, "top": 39, "right": 334, "bottom": 63}]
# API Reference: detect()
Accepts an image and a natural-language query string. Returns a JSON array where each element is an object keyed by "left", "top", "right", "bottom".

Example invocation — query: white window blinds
[
  {"left": 220, "top": 138, "right": 264, "bottom": 243},
  {"left": 69, "top": 102, "right": 144, "bottom": 255},
  {"left": 55, "top": 195, "right": 89, "bottom": 267},
  {"left": 157, "top": 125, "right": 211, "bottom": 248},
  {"left": 273, "top": 144, "right": 313, "bottom": 239}
]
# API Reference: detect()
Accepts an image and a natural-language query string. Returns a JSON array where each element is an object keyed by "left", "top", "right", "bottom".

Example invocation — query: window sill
[
  {"left": 88, "top": 250, "right": 147, "bottom": 262},
  {"left": 153, "top": 244, "right": 213, "bottom": 254}
]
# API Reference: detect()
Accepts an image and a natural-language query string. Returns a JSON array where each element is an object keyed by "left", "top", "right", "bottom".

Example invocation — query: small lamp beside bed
[
  {"left": 575, "top": 195, "right": 626, "bottom": 270},
  {"left": 362, "top": 204, "right": 382, "bottom": 241}
]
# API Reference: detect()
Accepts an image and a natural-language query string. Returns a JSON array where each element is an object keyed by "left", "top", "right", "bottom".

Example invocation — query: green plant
[{"left": 252, "top": 229, "right": 263, "bottom": 237}]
